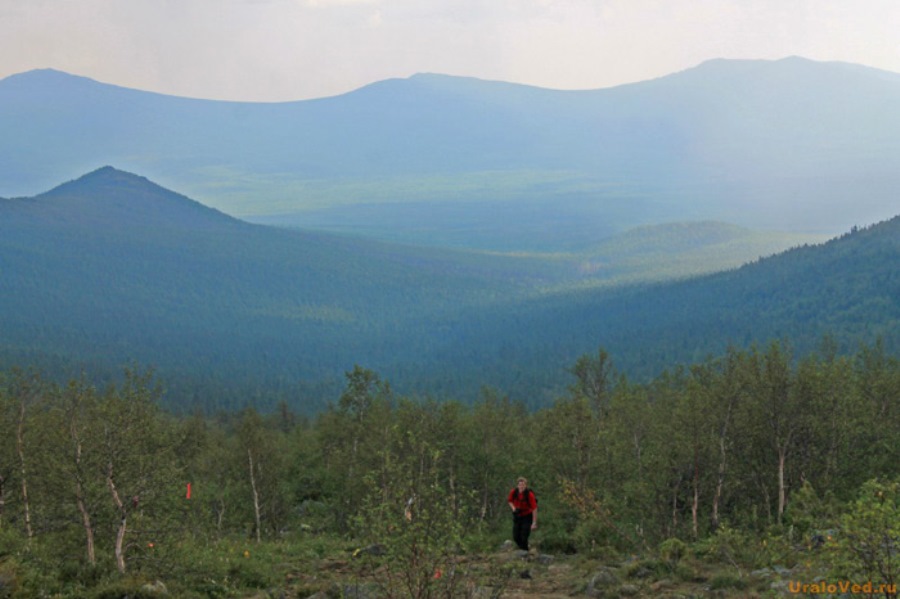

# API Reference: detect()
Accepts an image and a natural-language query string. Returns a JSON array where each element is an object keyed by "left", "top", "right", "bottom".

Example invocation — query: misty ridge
[
  {"left": 0, "top": 56, "right": 898, "bottom": 410},
  {"left": 2, "top": 56, "right": 900, "bottom": 244}
]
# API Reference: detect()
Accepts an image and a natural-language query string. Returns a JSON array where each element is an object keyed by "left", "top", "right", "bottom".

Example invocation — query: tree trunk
[
  {"left": 0, "top": 473, "right": 6, "bottom": 527},
  {"left": 114, "top": 513, "right": 127, "bottom": 573},
  {"left": 248, "top": 449, "right": 262, "bottom": 543},
  {"left": 711, "top": 434, "right": 727, "bottom": 532},
  {"left": 16, "top": 401, "right": 33, "bottom": 540},
  {"left": 777, "top": 448, "right": 786, "bottom": 525},
  {"left": 71, "top": 414, "right": 96, "bottom": 564},
  {"left": 633, "top": 432, "right": 643, "bottom": 480},
  {"left": 448, "top": 467, "right": 457, "bottom": 518},
  {"left": 106, "top": 464, "right": 128, "bottom": 574},
  {"left": 215, "top": 497, "right": 226, "bottom": 537},
  {"left": 76, "top": 488, "right": 96, "bottom": 565},
  {"left": 711, "top": 397, "right": 734, "bottom": 533},
  {"left": 671, "top": 477, "right": 680, "bottom": 534},
  {"left": 691, "top": 453, "right": 700, "bottom": 539}
]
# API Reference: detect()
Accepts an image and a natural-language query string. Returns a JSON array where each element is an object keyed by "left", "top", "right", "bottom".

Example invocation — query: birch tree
[{"left": 97, "top": 369, "right": 176, "bottom": 573}]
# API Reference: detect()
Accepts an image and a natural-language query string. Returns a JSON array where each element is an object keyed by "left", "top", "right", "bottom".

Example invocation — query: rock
[
  {"left": 548, "top": 563, "right": 572, "bottom": 574},
  {"left": 342, "top": 583, "right": 376, "bottom": 599},
  {"left": 586, "top": 567, "right": 619, "bottom": 596},
  {"left": 771, "top": 579, "right": 792, "bottom": 594},
  {"left": 631, "top": 566, "right": 653, "bottom": 579},
  {"left": 618, "top": 583, "right": 640, "bottom": 596},
  {"left": 537, "top": 553, "right": 554, "bottom": 566},
  {"left": 140, "top": 580, "right": 168, "bottom": 595}
]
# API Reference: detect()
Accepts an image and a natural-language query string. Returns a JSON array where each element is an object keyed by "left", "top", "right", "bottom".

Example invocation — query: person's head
[{"left": 516, "top": 477, "right": 527, "bottom": 492}]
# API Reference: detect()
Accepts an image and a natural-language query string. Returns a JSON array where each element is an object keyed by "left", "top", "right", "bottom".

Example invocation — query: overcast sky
[{"left": 2, "top": 0, "right": 899, "bottom": 102}]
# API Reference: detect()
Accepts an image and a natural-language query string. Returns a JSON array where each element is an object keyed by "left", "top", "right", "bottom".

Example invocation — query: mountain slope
[
  {"left": 1, "top": 169, "right": 896, "bottom": 409},
  {"left": 422, "top": 215, "right": 900, "bottom": 402},
  {"left": 2, "top": 58, "right": 899, "bottom": 243},
  {"left": 0, "top": 168, "right": 565, "bottom": 404}
]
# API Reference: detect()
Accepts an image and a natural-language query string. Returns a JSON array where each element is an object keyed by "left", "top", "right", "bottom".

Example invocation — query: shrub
[
  {"left": 694, "top": 523, "right": 769, "bottom": 568},
  {"left": 622, "top": 558, "right": 666, "bottom": 580},
  {"left": 659, "top": 538, "right": 688, "bottom": 564},
  {"left": 708, "top": 572, "right": 748, "bottom": 591},
  {"left": 784, "top": 481, "right": 840, "bottom": 538},
  {"left": 352, "top": 468, "right": 475, "bottom": 598},
  {"left": 825, "top": 478, "right": 899, "bottom": 590}
]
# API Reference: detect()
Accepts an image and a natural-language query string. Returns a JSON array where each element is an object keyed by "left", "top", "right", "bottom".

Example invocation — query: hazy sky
[{"left": 2, "top": 0, "right": 899, "bottom": 102}]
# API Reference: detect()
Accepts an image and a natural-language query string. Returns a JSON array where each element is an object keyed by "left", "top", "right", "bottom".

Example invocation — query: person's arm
[
  {"left": 530, "top": 492, "right": 537, "bottom": 527},
  {"left": 508, "top": 490, "right": 516, "bottom": 512}
]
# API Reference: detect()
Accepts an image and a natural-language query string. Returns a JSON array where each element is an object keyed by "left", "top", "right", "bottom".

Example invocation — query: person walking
[{"left": 507, "top": 477, "right": 537, "bottom": 552}]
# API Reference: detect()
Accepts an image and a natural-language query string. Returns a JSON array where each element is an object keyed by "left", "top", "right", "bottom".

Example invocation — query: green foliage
[
  {"left": 693, "top": 525, "right": 755, "bottom": 568},
  {"left": 0, "top": 556, "right": 18, "bottom": 599},
  {"left": 708, "top": 572, "right": 748, "bottom": 591},
  {"left": 558, "top": 477, "right": 641, "bottom": 554},
  {"left": 351, "top": 426, "right": 476, "bottom": 598},
  {"left": 783, "top": 481, "right": 842, "bottom": 539},
  {"left": 659, "top": 538, "right": 688, "bottom": 564},
  {"left": 90, "top": 579, "right": 166, "bottom": 599},
  {"left": 0, "top": 340, "right": 897, "bottom": 596},
  {"left": 621, "top": 557, "right": 668, "bottom": 580},
  {"left": 825, "top": 478, "right": 900, "bottom": 589},
  {"left": 535, "top": 513, "right": 580, "bottom": 556}
]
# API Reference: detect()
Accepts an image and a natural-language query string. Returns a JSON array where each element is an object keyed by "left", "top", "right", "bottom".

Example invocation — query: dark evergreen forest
[{"left": 1, "top": 169, "right": 897, "bottom": 414}]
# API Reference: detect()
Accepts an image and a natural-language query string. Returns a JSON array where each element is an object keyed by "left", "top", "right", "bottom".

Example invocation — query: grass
[{"left": 0, "top": 530, "right": 829, "bottom": 598}]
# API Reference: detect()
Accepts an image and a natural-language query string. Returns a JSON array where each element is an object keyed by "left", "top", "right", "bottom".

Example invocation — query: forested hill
[
  {"left": 426, "top": 215, "right": 899, "bottom": 403},
  {"left": 3, "top": 166, "right": 243, "bottom": 232},
  {"left": 0, "top": 167, "right": 568, "bottom": 408},
  {"left": 0, "top": 167, "right": 896, "bottom": 410}
]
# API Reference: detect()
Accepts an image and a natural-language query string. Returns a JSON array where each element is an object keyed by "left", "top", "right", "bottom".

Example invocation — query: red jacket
[{"left": 508, "top": 488, "right": 537, "bottom": 516}]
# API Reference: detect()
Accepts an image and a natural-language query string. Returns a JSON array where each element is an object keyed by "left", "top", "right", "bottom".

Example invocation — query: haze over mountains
[
  {"left": 1, "top": 168, "right": 897, "bottom": 410},
  {"left": 2, "top": 57, "right": 899, "bottom": 251},
  {"left": 2, "top": 56, "right": 898, "bottom": 409}
]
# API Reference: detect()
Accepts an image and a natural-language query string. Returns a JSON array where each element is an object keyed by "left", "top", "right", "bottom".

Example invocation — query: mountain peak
[
  {"left": 46, "top": 166, "right": 173, "bottom": 197},
  {"left": 1, "top": 68, "right": 105, "bottom": 93},
  {"left": 34, "top": 167, "right": 242, "bottom": 231},
  {"left": 77, "top": 164, "right": 147, "bottom": 182}
]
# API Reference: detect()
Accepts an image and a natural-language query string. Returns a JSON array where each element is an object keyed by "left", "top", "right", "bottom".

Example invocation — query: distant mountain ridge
[
  {"left": 22, "top": 166, "right": 242, "bottom": 228},
  {"left": 2, "top": 57, "right": 899, "bottom": 248},
  {"left": 0, "top": 169, "right": 896, "bottom": 409}
]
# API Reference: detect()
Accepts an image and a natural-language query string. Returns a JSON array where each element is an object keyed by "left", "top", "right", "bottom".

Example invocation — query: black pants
[{"left": 512, "top": 513, "right": 533, "bottom": 551}]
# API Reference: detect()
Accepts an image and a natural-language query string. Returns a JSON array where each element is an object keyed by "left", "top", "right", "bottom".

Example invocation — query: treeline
[{"left": 0, "top": 339, "right": 898, "bottom": 595}]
